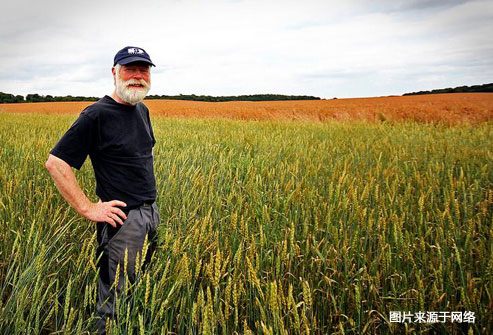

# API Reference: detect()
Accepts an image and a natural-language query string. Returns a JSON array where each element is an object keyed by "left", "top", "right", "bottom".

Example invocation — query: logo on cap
[{"left": 128, "top": 48, "right": 144, "bottom": 55}]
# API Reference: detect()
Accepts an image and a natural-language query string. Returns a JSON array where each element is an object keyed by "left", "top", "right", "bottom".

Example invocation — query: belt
[{"left": 121, "top": 200, "right": 155, "bottom": 215}]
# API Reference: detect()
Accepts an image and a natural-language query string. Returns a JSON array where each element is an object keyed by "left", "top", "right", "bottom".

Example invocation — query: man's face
[{"left": 113, "top": 62, "right": 151, "bottom": 105}]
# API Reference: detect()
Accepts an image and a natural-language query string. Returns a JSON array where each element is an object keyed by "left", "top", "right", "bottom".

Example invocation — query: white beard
[{"left": 115, "top": 73, "right": 151, "bottom": 105}]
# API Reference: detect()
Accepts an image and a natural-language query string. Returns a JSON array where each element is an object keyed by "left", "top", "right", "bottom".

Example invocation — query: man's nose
[{"left": 132, "top": 71, "right": 144, "bottom": 79}]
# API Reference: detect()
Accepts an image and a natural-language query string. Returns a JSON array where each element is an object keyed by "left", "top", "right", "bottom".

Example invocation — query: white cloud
[{"left": 1, "top": 0, "right": 492, "bottom": 98}]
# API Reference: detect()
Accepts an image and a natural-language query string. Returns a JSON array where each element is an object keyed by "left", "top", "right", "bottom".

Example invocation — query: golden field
[
  {"left": 0, "top": 92, "right": 492, "bottom": 334},
  {"left": 1, "top": 93, "right": 492, "bottom": 124}
]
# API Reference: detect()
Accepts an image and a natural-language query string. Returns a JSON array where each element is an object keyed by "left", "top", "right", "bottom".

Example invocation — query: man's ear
[{"left": 112, "top": 67, "right": 117, "bottom": 85}]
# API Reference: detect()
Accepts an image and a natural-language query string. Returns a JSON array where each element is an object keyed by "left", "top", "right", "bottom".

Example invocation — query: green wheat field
[{"left": 0, "top": 113, "right": 491, "bottom": 334}]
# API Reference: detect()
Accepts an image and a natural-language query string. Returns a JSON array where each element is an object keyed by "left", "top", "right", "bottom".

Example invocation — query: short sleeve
[
  {"left": 145, "top": 108, "right": 156, "bottom": 146},
  {"left": 50, "top": 112, "right": 96, "bottom": 170}
]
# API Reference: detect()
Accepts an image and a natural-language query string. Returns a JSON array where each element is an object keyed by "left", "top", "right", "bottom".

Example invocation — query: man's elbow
[
  {"left": 45, "top": 156, "right": 54, "bottom": 172},
  {"left": 45, "top": 154, "right": 65, "bottom": 174}
]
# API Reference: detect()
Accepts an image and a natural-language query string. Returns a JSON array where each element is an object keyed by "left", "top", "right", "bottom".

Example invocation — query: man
[{"left": 45, "top": 46, "right": 159, "bottom": 334}]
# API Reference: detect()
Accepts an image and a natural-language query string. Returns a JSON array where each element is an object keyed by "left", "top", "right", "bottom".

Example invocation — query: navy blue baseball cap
[{"left": 113, "top": 46, "right": 155, "bottom": 67}]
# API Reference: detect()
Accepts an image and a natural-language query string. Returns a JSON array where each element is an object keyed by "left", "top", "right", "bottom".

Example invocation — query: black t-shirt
[{"left": 50, "top": 95, "right": 157, "bottom": 209}]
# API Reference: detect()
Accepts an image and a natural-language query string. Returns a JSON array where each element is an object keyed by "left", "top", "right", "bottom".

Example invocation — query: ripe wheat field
[
  {"left": 1, "top": 93, "right": 492, "bottom": 124},
  {"left": 0, "top": 94, "right": 492, "bottom": 334}
]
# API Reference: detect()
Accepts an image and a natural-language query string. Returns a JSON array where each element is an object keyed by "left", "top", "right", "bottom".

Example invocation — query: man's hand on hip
[
  {"left": 45, "top": 155, "right": 128, "bottom": 227},
  {"left": 85, "top": 200, "right": 127, "bottom": 227}
]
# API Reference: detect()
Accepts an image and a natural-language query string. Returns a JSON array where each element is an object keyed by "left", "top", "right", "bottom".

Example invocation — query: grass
[{"left": 0, "top": 113, "right": 491, "bottom": 334}]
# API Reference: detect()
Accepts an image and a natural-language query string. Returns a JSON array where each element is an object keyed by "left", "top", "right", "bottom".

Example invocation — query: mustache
[{"left": 123, "top": 78, "right": 150, "bottom": 89}]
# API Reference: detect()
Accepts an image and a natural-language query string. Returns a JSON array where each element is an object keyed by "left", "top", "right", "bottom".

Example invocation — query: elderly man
[{"left": 45, "top": 46, "right": 159, "bottom": 333}]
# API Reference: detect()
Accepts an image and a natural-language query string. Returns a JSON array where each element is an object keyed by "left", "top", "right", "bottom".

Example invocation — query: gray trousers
[{"left": 95, "top": 202, "right": 159, "bottom": 334}]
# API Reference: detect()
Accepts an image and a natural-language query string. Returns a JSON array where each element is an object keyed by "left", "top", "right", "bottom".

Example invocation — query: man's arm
[{"left": 45, "top": 154, "right": 127, "bottom": 227}]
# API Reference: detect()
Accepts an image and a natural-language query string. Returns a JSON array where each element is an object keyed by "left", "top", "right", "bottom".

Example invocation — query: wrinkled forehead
[
  {"left": 116, "top": 62, "right": 151, "bottom": 72},
  {"left": 122, "top": 61, "right": 151, "bottom": 68}
]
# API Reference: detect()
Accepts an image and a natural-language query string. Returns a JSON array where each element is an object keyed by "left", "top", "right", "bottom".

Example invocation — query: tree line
[
  {"left": 3, "top": 83, "right": 492, "bottom": 103},
  {"left": 146, "top": 93, "right": 321, "bottom": 102},
  {"left": 0, "top": 92, "right": 99, "bottom": 103},
  {"left": 403, "top": 83, "right": 493, "bottom": 96},
  {"left": 0, "top": 92, "right": 321, "bottom": 104}
]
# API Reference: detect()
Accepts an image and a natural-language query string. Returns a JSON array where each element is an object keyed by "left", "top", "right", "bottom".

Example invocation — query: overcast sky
[{"left": 1, "top": 0, "right": 492, "bottom": 98}]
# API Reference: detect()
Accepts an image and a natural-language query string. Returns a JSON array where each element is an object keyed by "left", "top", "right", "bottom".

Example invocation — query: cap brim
[{"left": 116, "top": 56, "right": 155, "bottom": 67}]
